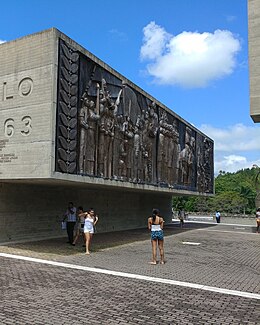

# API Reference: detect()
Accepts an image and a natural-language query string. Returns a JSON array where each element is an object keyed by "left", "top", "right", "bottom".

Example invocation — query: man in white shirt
[
  {"left": 63, "top": 202, "right": 77, "bottom": 245},
  {"left": 215, "top": 211, "right": 221, "bottom": 223}
]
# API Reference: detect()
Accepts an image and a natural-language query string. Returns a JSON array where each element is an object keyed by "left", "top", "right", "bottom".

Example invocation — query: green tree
[{"left": 172, "top": 167, "right": 257, "bottom": 214}]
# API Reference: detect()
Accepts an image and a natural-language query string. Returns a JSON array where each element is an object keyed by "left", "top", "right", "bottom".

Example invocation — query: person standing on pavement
[
  {"left": 178, "top": 210, "right": 185, "bottom": 228},
  {"left": 79, "top": 208, "right": 99, "bottom": 254},
  {"left": 72, "top": 206, "right": 86, "bottom": 246},
  {"left": 215, "top": 211, "right": 221, "bottom": 223},
  {"left": 148, "top": 209, "right": 165, "bottom": 265},
  {"left": 256, "top": 207, "right": 260, "bottom": 233},
  {"left": 63, "top": 202, "right": 77, "bottom": 245}
]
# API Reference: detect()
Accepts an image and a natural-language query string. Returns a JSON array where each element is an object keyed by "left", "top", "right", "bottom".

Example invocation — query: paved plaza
[{"left": 0, "top": 220, "right": 259, "bottom": 324}]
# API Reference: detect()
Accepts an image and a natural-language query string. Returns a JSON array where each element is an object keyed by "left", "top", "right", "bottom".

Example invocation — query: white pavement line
[
  {"left": 198, "top": 229, "right": 257, "bottom": 235},
  {"left": 172, "top": 220, "right": 254, "bottom": 227},
  {"left": 1, "top": 253, "right": 260, "bottom": 300},
  {"left": 182, "top": 242, "right": 201, "bottom": 245}
]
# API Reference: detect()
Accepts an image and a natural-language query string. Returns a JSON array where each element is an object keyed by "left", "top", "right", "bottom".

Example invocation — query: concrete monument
[{"left": 0, "top": 28, "right": 214, "bottom": 242}]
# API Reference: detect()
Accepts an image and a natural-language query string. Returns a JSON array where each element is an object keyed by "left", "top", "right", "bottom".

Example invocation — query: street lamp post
[{"left": 253, "top": 164, "right": 260, "bottom": 209}]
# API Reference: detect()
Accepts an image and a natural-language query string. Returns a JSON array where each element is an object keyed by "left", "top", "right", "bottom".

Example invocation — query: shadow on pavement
[{"left": 0, "top": 222, "right": 217, "bottom": 258}]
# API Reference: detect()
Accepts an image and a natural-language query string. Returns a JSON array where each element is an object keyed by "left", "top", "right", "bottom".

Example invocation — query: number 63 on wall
[{"left": 4, "top": 116, "right": 32, "bottom": 137}]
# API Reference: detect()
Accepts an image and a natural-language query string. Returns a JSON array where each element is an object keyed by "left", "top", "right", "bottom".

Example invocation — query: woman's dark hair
[
  {"left": 152, "top": 209, "right": 159, "bottom": 222},
  {"left": 78, "top": 206, "right": 83, "bottom": 211}
]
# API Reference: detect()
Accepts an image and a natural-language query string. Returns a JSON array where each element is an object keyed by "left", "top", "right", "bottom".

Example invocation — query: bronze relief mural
[
  {"left": 56, "top": 40, "right": 214, "bottom": 194},
  {"left": 56, "top": 41, "right": 79, "bottom": 174}
]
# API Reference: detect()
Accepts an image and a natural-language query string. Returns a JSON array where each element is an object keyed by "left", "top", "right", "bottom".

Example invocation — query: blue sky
[{"left": 1, "top": 0, "right": 259, "bottom": 174}]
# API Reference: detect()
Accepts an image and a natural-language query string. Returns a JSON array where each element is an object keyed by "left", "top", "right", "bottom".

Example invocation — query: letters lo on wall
[{"left": 55, "top": 40, "right": 214, "bottom": 194}]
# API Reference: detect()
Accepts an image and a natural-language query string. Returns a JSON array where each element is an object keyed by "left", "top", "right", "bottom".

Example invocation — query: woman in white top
[
  {"left": 148, "top": 209, "right": 165, "bottom": 265},
  {"left": 79, "top": 208, "right": 99, "bottom": 254}
]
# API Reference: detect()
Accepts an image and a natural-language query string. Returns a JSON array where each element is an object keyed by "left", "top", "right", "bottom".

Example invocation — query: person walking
[
  {"left": 148, "top": 209, "right": 165, "bottom": 265},
  {"left": 72, "top": 206, "right": 86, "bottom": 246},
  {"left": 178, "top": 210, "right": 185, "bottom": 228},
  {"left": 256, "top": 207, "right": 260, "bottom": 233},
  {"left": 63, "top": 202, "right": 77, "bottom": 245},
  {"left": 215, "top": 211, "right": 221, "bottom": 223}
]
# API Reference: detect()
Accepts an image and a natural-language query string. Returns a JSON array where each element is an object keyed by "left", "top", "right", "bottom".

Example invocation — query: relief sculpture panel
[
  {"left": 158, "top": 109, "right": 179, "bottom": 185},
  {"left": 56, "top": 40, "right": 79, "bottom": 174},
  {"left": 55, "top": 40, "right": 214, "bottom": 194}
]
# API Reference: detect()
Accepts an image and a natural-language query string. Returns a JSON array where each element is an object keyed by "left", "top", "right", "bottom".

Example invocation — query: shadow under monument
[{"left": 0, "top": 222, "right": 218, "bottom": 258}]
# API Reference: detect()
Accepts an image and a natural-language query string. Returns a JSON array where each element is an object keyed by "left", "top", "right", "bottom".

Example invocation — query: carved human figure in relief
[
  {"left": 178, "top": 127, "right": 195, "bottom": 186},
  {"left": 112, "top": 81, "right": 140, "bottom": 181},
  {"left": 196, "top": 143, "right": 204, "bottom": 192},
  {"left": 142, "top": 102, "right": 158, "bottom": 183},
  {"left": 98, "top": 79, "right": 118, "bottom": 178},
  {"left": 202, "top": 138, "right": 213, "bottom": 192},
  {"left": 122, "top": 116, "right": 134, "bottom": 180},
  {"left": 113, "top": 114, "right": 124, "bottom": 179},
  {"left": 168, "top": 119, "right": 180, "bottom": 184},
  {"left": 158, "top": 111, "right": 180, "bottom": 184},
  {"left": 133, "top": 111, "right": 145, "bottom": 182},
  {"left": 158, "top": 111, "right": 168, "bottom": 183},
  {"left": 78, "top": 95, "right": 100, "bottom": 174},
  {"left": 115, "top": 115, "right": 135, "bottom": 181}
]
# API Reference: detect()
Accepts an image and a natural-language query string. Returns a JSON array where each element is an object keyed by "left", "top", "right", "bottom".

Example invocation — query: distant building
[{"left": 248, "top": 0, "right": 260, "bottom": 122}]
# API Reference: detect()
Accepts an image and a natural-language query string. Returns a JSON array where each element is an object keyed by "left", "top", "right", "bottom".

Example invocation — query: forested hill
[{"left": 172, "top": 168, "right": 258, "bottom": 214}]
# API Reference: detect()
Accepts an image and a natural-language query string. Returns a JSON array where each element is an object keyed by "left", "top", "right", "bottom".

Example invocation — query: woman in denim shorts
[{"left": 148, "top": 209, "right": 165, "bottom": 265}]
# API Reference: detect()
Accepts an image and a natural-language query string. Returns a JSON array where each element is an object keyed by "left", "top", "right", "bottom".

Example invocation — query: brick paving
[{"left": 0, "top": 221, "right": 260, "bottom": 324}]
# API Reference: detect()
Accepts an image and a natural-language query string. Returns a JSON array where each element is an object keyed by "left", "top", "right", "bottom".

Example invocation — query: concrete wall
[
  {"left": 0, "top": 182, "right": 172, "bottom": 242},
  {"left": 0, "top": 29, "right": 56, "bottom": 178},
  {"left": 248, "top": 0, "right": 260, "bottom": 122}
]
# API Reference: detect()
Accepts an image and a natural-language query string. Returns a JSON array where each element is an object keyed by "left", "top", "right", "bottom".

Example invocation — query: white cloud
[
  {"left": 200, "top": 123, "right": 260, "bottom": 151},
  {"left": 140, "top": 22, "right": 241, "bottom": 88},
  {"left": 223, "top": 155, "right": 247, "bottom": 166},
  {"left": 140, "top": 21, "right": 171, "bottom": 60},
  {"left": 199, "top": 123, "right": 260, "bottom": 174},
  {"left": 0, "top": 39, "right": 6, "bottom": 44},
  {"left": 215, "top": 155, "right": 260, "bottom": 174}
]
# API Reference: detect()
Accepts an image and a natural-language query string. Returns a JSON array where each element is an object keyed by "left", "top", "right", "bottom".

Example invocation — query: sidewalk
[
  {"left": 0, "top": 224, "right": 190, "bottom": 260},
  {"left": 0, "top": 221, "right": 259, "bottom": 324},
  {"left": 0, "top": 219, "right": 257, "bottom": 260}
]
